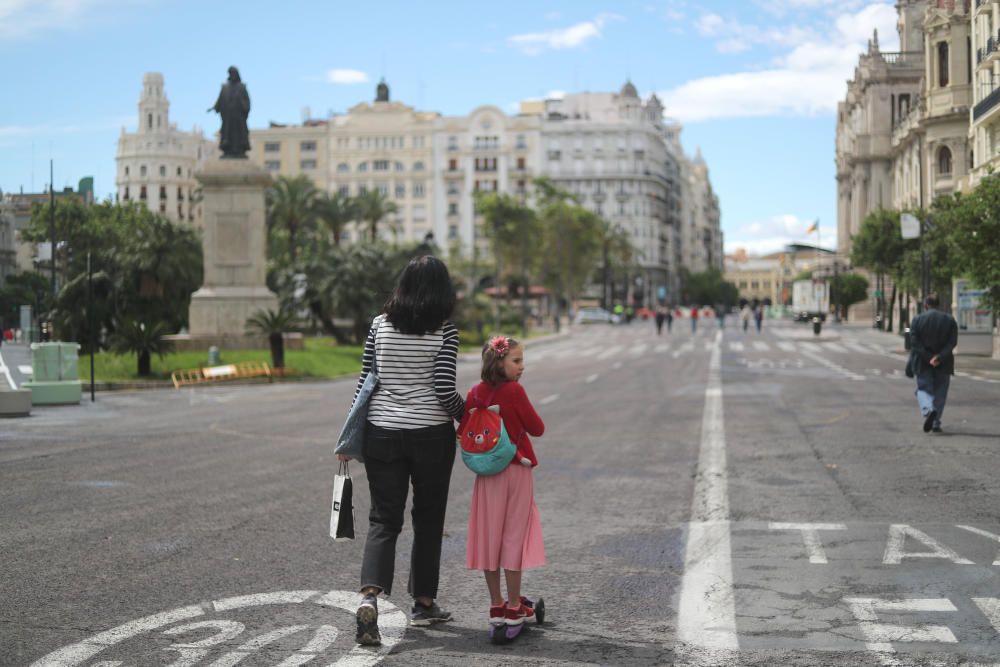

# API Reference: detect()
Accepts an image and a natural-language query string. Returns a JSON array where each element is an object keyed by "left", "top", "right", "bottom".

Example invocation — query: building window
[
  {"left": 300, "top": 141, "right": 317, "bottom": 152},
  {"left": 413, "top": 183, "right": 425, "bottom": 197},
  {"left": 413, "top": 205, "right": 426, "bottom": 221},
  {"left": 264, "top": 142, "right": 281, "bottom": 152},
  {"left": 358, "top": 185, "right": 367, "bottom": 195},
  {"left": 125, "top": 166, "right": 130, "bottom": 176},
  {"left": 448, "top": 224, "right": 458, "bottom": 239},
  {"left": 337, "top": 163, "right": 350, "bottom": 172},
  {"left": 265, "top": 160, "right": 280, "bottom": 171},
  {"left": 177, "top": 186, "right": 184, "bottom": 200},
  {"left": 447, "top": 136, "right": 458, "bottom": 151},
  {"left": 140, "top": 165, "right": 147, "bottom": 177},
  {"left": 176, "top": 166, "right": 182, "bottom": 176},
  {"left": 160, "top": 203, "right": 166, "bottom": 213},
  {"left": 377, "top": 183, "right": 389, "bottom": 196},
  {"left": 374, "top": 160, "right": 390, "bottom": 171},
  {"left": 358, "top": 162, "right": 368, "bottom": 172},
  {"left": 300, "top": 159, "right": 317, "bottom": 170},
  {"left": 447, "top": 182, "right": 460, "bottom": 195},
  {"left": 938, "top": 41, "right": 949, "bottom": 88},
  {"left": 515, "top": 134, "right": 527, "bottom": 149},
  {"left": 159, "top": 186, "right": 167, "bottom": 199},
  {"left": 516, "top": 157, "right": 526, "bottom": 170},
  {"left": 448, "top": 202, "right": 458, "bottom": 216},
  {"left": 937, "top": 146, "right": 952, "bottom": 176},
  {"left": 548, "top": 150, "right": 561, "bottom": 160},
  {"left": 139, "top": 185, "right": 147, "bottom": 199},
  {"left": 395, "top": 161, "right": 405, "bottom": 171},
  {"left": 448, "top": 158, "right": 458, "bottom": 171},
  {"left": 395, "top": 184, "right": 406, "bottom": 198},
  {"left": 413, "top": 161, "right": 425, "bottom": 171},
  {"left": 124, "top": 186, "right": 130, "bottom": 200},
  {"left": 338, "top": 185, "right": 350, "bottom": 196}
]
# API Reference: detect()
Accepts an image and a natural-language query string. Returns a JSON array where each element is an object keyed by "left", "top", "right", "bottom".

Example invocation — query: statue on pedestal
[{"left": 208, "top": 66, "right": 251, "bottom": 158}]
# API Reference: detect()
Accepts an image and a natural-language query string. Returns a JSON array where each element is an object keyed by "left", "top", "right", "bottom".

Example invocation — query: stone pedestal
[{"left": 187, "top": 159, "right": 278, "bottom": 347}]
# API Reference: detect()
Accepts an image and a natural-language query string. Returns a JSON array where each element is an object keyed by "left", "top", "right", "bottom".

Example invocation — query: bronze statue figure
[{"left": 208, "top": 66, "right": 251, "bottom": 158}]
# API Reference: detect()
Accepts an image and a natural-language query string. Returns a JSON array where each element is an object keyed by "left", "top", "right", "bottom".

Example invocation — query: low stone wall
[{"left": 164, "top": 332, "right": 304, "bottom": 352}]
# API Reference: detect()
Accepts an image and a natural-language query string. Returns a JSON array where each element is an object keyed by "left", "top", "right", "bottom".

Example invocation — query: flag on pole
[{"left": 805, "top": 219, "right": 819, "bottom": 234}]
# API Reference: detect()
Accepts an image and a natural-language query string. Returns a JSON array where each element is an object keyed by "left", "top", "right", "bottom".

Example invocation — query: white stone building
[
  {"left": 891, "top": 1, "right": 972, "bottom": 210},
  {"left": 970, "top": 0, "right": 1000, "bottom": 185},
  {"left": 681, "top": 149, "right": 723, "bottom": 276},
  {"left": 116, "top": 73, "right": 215, "bottom": 226},
  {"left": 432, "top": 104, "right": 541, "bottom": 254}
]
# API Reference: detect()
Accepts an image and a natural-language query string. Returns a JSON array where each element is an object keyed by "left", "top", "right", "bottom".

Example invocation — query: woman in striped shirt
[{"left": 338, "top": 255, "right": 465, "bottom": 646}]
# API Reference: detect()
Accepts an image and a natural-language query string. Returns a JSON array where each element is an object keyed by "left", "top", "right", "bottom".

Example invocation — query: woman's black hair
[{"left": 383, "top": 255, "right": 456, "bottom": 335}]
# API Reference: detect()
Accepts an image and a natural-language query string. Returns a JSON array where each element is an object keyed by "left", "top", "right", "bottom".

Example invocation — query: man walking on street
[{"left": 908, "top": 293, "right": 958, "bottom": 433}]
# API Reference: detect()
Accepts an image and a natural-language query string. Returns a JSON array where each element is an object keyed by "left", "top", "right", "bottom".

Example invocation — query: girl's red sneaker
[
  {"left": 489, "top": 603, "right": 505, "bottom": 626},
  {"left": 504, "top": 599, "right": 536, "bottom": 626}
]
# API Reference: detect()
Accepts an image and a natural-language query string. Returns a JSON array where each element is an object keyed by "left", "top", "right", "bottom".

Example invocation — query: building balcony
[{"left": 974, "top": 83, "right": 1000, "bottom": 121}]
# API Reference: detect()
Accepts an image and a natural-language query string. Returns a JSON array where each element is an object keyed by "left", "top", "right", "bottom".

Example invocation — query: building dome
[
  {"left": 376, "top": 78, "right": 390, "bottom": 102},
  {"left": 620, "top": 80, "right": 639, "bottom": 98}
]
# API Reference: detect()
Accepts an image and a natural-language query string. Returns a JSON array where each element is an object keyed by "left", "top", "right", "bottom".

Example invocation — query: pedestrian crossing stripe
[{"left": 752, "top": 341, "right": 770, "bottom": 351}]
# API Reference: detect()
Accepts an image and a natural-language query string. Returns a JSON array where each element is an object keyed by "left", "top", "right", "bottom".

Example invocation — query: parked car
[{"left": 574, "top": 307, "right": 621, "bottom": 324}]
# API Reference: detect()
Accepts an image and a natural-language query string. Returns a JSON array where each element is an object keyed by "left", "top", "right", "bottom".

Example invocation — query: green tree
[
  {"left": 850, "top": 208, "right": 905, "bottom": 330},
  {"left": 940, "top": 177, "right": 1000, "bottom": 311},
  {"left": 314, "top": 191, "right": 357, "bottom": 247},
  {"left": 0, "top": 272, "right": 50, "bottom": 332},
  {"left": 474, "top": 192, "right": 540, "bottom": 334},
  {"left": 533, "top": 178, "right": 603, "bottom": 315},
  {"left": 356, "top": 189, "right": 399, "bottom": 243},
  {"left": 245, "top": 307, "right": 296, "bottom": 369},
  {"left": 266, "top": 175, "right": 318, "bottom": 264},
  {"left": 108, "top": 319, "right": 174, "bottom": 377},
  {"left": 682, "top": 268, "right": 739, "bottom": 307},
  {"left": 600, "top": 222, "right": 635, "bottom": 309},
  {"left": 830, "top": 272, "right": 869, "bottom": 319}
]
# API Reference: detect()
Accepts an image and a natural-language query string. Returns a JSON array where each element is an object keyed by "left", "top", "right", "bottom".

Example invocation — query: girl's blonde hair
[{"left": 481, "top": 335, "right": 521, "bottom": 384}]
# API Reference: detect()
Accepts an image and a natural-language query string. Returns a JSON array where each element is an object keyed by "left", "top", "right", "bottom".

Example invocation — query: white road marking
[
  {"left": 539, "top": 394, "right": 559, "bottom": 405},
  {"left": 672, "top": 341, "right": 694, "bottom": 359},
  {"left": 18, "top": 364, "right": 32, "bottom": 375},
  {"left": 596, "top": 344, "right": 623, "bottom": 360},
  {"left": 703, "top": 341, "right": 714, "bottom": 351},
  {"left": 844, "top": 341, "right": 876, "bottom": 355},
  {"left": 799, "top": 349, "right": 866, "bottom": 381},
  {"left": 0, "top": 351, "right": 16, "bottom": 390},
  {"left": 630, "top": 343, "right": 648, "bottom": 356},
  {"left": 612, "top": 361, "right": 623, "bottom": 369},
  {"left": 585, "top": 373, "right": 599, "bottom": 383},
  {"left": 973, "top": 598, "right": 1000, "bottom": 634},
  {"left": 654, "top": 343, "right": 670, "bottom": 353},
  {"left": 825, "top": 342, "right": 848, "bottom": 353},
  {"left": 752, "top": 341, "right": 770, "bottom": 351},
  {"left": 844, "top": 597, "right": 958, "bottom": 666},
  {"left": 728, "top": 341, "right": 745, "bottom": 352},
  {"left": 882, "top": 524, "right": 974, "bottom": 565},
  {"left": 799, "top": 342, "right": 821, "bottom": 353},
  {"left": 30, "top": 590, "right": 405, "bottom": 667},
  {"left": 768, "top": 522, "right": 847, "bottom": 564},
  {"left": 777, "top": 341, "right": 796, "bottom": 352},
  {"left": 957, "top": 525, "right": 1000, "bottom": 565},
  {"left": 677, "top": 331, "right": 738, "bottom": 657}
]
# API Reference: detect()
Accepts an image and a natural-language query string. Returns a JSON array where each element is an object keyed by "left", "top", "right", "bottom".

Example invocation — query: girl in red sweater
[{"left": 463, "top": 335, "right": 546, "bottom": 632}]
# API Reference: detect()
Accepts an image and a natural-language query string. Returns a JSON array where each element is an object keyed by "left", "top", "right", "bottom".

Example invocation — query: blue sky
[{"left": 0, "top": 0, "right": 900, "bottom": 255}]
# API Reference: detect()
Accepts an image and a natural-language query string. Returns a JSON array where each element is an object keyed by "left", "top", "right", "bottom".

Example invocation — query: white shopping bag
[{"left": 329, "top": 461, "right": 355, "bottom": 541}]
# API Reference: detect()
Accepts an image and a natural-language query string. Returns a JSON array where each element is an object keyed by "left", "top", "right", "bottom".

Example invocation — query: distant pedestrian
[
  {"left": 908, "top": 294, "right": 958, "bottom": 433},
  {"left": 655, "top": 305, "right": 667, "bottom": 335},
  {"left": 339, "top": 255, "right": 465, "bottom": 646},
  {"left": 740, "top": 305, "right": 751, "bottom": 332},
  {"left": 715, "top": 304, "right": 726, "bottom": 330},
  {"left": 753, "top": 305, "right": 764, "bottom": 332},
  {"left": 690, "top": 306, "right": 699, "bottom": 333},
  {"left": 665, "top": 309, "right": 674, "bottom": 332},
  {"left": 462, "top": 335, "right": 546, "bottom": 632}
]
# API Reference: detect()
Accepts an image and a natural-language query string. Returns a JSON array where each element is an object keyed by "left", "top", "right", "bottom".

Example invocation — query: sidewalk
[{"left": 838, "top": 321, "right": 1000, "bottom": 381}]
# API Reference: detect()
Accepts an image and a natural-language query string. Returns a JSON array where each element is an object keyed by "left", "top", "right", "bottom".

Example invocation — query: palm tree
[
  {"left": 266, "top": 175, "right": 318, "bottom": 263},
  {"left": 108, "top": 319, "right": 174, "bottom": 377},
  {"left": 313, "top": 191, "right": 357, "bottom": 246},
  {"left": 245, "top": 307, "right": 296, "bottom": 369},
  {"left": 356, "top": 189, "right": 398, "bottom": 242}
]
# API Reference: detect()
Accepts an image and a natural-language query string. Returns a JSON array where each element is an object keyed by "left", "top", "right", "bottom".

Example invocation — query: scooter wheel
[
  {"left": 535, "top": 597, "right": 545, "bottom": 625},
  {"left": 489, "top": 624, "right": 507, "bottom": 645}
]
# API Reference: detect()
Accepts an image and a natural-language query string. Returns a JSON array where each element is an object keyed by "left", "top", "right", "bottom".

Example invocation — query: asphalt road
[{"left": 2, "top": 320, "right": 999, "bottom": 666}]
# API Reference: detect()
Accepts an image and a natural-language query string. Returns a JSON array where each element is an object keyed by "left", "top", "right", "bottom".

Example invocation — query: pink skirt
[{"left": 466, "top": 463, "right": 545, "bottom": 571}]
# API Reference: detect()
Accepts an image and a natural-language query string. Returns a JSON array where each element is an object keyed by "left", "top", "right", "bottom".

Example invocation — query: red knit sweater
[{"left": 463, "top": 380, "right": 545, "bottom": 467}]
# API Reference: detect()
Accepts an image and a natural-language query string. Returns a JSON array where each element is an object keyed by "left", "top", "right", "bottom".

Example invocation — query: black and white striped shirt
[{"left": 355, "top": 314, "right": 465, "bottom": 429}]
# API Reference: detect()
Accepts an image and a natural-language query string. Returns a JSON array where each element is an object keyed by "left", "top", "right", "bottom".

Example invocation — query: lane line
[
  {"left": 538, "top": 394, "right": 559, "bottom": 406},
  {"left": 728, "top": 341, "right": 745, "bottom": 352},
  {"left": 800, "top": 349, "right": 866, "bottom": 381},
  {"left": 596, "top": 344, "right": 624, "bottom": 361},
  {"left": 654, "top": 343, "right": 670, "bottom": 353},
  {"left": 777, "top": 341, "right": 796, "bottom": 353},
  {"left": 585, "top": 373, "right": 599, "bottom": 383},
  {"left": 677, "top": 330, "right": 738, "bottom": 659},
  {"left": 752, "top": 341, "right": 770, "bottom": 351}
]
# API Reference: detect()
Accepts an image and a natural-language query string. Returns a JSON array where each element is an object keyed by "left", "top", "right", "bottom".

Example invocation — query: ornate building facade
[
  {"left": 970, "top": 0, "right": 1000, "bottom": 185},
  {"left": 248, "top": 79, "right": 722, "bottom": 306},
  {"left": 116, "top": 73, "right": 215, "bottom": 226}
]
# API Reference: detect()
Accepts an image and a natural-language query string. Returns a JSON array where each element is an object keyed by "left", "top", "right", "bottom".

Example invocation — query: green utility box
[{"left": 23, "top": 342, "right": 82, "bottom": 405}]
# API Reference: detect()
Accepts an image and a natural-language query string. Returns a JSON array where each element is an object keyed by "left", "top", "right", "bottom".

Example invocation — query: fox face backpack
[{"left": 458, "top": 394, "right": 516, "bottom": 476}]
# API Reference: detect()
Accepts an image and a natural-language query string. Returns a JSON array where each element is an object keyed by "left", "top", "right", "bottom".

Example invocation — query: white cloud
[
  {"left": 724, "top": 214, "right": 837, "bottom": 255},
  {"left": 661, "top": 3, "right": 897, "bottom": 121},
  {"left": 507, "top": 13, "right": 622, "bottom": 56},
  {"left": 0, "top": 0, "right": 154, "bottom": 39},
  {"left": 326, "top": 69, "right": 369, "bottom": 85}
]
